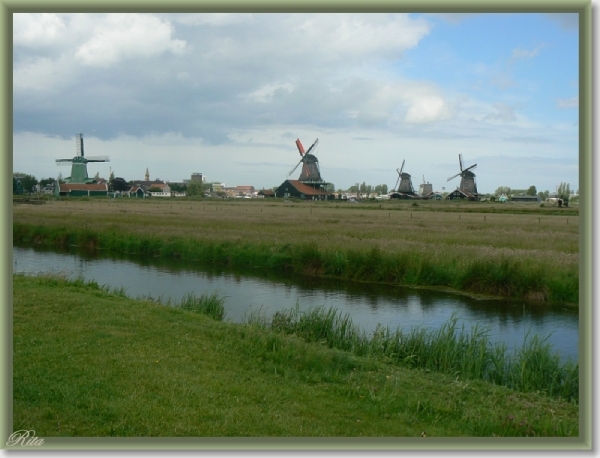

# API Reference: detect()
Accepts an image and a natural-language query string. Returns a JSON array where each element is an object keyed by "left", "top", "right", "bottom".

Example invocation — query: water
[{"left": 12, "top": 244, "right": 579, "bottom": 362}]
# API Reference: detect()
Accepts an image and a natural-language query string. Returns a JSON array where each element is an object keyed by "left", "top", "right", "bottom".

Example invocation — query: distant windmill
[
  {"left": 447, "top": 154, "right": 478, "bottom": 195},
  {"left": 394, "top": 160, "right": 415, "bottom": 194},
  {"left": 55, "top": 134, "right": 109, "bottom": 184},
  {"left": 419, "top": 175, "right": 433, "bottom": 196},
  {"left": 288, "top": 138, "right": 323, "bottom": 183}
]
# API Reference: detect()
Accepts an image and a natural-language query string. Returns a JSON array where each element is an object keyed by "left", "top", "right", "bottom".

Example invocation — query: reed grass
[
  {"left": 246, "top": 305, "right": 578, "bottom": 403},
  {"left": 12, "top": 198, "right": 579, "bottom": 304}
]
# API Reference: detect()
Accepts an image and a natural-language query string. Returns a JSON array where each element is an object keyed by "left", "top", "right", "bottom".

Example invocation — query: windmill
[
  {"left": 288, "top": 138, "right": 324, "bottom": 183},
  {"left": 419, "top": 175, "right": 433, "bottom": 196},
  {"left": 394, "top": 160, "right": 415, "bottom": 194},
  {"left": 55, "top": 134, "right": 110, "bottom": 184},
  {"left": 447, "top": 153, "right": 477, "bottom": 195}
]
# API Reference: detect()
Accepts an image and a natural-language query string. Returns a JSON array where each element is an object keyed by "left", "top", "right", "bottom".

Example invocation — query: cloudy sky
[{"left": 13, "top": 12, "right": 579, "bottom": 194}]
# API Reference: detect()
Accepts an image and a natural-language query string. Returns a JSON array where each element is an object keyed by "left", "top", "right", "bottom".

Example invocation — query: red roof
[
  {"left": 59, "top": 183, "right": 108, "bottom": 191},
  {"left": 286, "top": 180, "right": 330, "bottom": 196}
]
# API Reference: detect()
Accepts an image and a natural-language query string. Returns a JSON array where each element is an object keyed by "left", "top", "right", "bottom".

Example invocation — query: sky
[{"left": 12, "top": 12, "right": 579, "bottom": 194}]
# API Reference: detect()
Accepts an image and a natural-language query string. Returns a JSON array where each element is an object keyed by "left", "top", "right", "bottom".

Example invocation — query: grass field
[
  {"left": 13, "top": 197, "right": 579, "bottom": 304},
  {"left": 12, "top": 274, "right": 579, "bottom": 438}
]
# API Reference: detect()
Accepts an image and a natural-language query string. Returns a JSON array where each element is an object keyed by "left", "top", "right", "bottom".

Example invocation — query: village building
[
  {"left": 511, "top": 195, "right": 541, "bottom": 203},
  {"left": 274, "top": 180, "right": 334, "bottom": 200},
  {"left": 445, "top": 188, "right": 478, "bottom": 201}
]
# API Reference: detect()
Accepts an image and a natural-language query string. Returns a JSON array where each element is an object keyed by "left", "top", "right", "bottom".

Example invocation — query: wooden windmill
[
  {"left": 447, "top": 154, "right": 478, "bottom": 195},
  {"left": 419, "top": 175, "right": 433, "bottom": 196},
  {"left": 55, "top": 134, "right": 110, "bottom": 184},
  {"left": 288, "top": 138, "right": 324, "bottom": 183},
  {"left": 394, "top": 160, "right": 415, "bottom": 194}
]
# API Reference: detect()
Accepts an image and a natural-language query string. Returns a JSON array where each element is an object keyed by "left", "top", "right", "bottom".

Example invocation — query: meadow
[{"left": 13, "top": 197, "right": 579, "bottom": 304}]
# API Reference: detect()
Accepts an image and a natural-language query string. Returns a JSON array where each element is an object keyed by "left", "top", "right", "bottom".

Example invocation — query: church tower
[{"left": 145, "top": 168, "right": 149, "bottom": 181}]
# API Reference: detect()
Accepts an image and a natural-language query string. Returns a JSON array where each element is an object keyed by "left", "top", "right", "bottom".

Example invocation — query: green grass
[{"left": 13, "top": 274, "right": 579, "bottom": 437}]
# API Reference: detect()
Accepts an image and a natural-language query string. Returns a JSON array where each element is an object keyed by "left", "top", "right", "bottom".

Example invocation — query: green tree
[
  {"left": 39, "top": 177, "right": 55, "bottom": 187},
  {"left": 324, "top": 183, "right": 335, "bottom": 193},
  {"left": 14, "top": 173, "right": 38, "bottom": 193},
  {"left": 374, "top": 184, "right": 388, "bottom": 195},
  {"left": 57, "top": 172, "right": 65, "bottom": 184},
  {"left": 526, "top": 185, "right": 537, "bottom": 196},
  {"left": 557, "top": 182, "right": 571, "bottom": 201},
  {"left": 495, "top": 186, "right": 511, "bottom": 196},
  {"left": 187, "top": 181, "right": 205, "bottom": 196},
  {"left": 170, "top": 182, "right": 187, "bottom": 193}
]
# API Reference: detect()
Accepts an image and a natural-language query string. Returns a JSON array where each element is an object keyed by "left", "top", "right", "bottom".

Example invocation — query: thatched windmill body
[
  {"left": 447, "top": 154, "right": 477, "bottom": 195},
  {"left": 394, "top": 160, "right": 415, "bottom": 194},
  {"left": 55, "top": 134, "right": 110, "bottom": 184},
  {"left": 288, "top": 138, "right": 323, "bottom": 183}
]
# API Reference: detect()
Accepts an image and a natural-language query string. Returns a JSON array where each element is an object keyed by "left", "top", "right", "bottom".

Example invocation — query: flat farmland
[{"left": 13, "top": 198, "right": 580, "bottom": 304}]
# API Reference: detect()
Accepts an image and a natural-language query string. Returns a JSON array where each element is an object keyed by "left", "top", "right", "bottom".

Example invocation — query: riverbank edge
[
  {"left": 13, "top": 222, "right": 578, "bottom": 306},
  {"left": 12, "top": 273, "right": 579, "bottom": 439}
]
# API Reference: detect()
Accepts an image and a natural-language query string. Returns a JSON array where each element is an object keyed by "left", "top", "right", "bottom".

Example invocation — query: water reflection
[{"left": 12, "top": 243, "right": 578, "bottom": 362}]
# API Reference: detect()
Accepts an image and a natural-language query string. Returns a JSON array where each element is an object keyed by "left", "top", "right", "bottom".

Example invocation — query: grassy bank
[{"left": 13, "top": 274, "right": 578, "bottom": 437}]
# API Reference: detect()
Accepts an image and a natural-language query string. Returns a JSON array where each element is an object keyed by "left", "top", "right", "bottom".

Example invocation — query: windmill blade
[
  {"left": 395, "top": 169, "right": 402, "bottom": 190},
  {"left": 288, "top": 159, "right": 303, "bottom": 177},
  {"left": 463, "top": 163, "right": 477, "bottom": 173},
  {"left": 295, "top": 139, "right": 306, "bottom": 156},
  {"left": 459, "top": 154, "right": 464, "bottom": 171},
  {"left": 399, "top": 159, "right": 405, "bottom": 174},
  {"left": 305, "top": 138, "right": 319, "bottom": 155},
  {"left": 85, "top": 155, "right": 110, "bottom": 162},
  {"left": 55, "top": 159, "right": 73, "bottom": 166},
  {"left": 447, "top": 172, "right": 461, "bottom": 182},
  {"left": 423, "top": 175, "right": 426, "bottom": 184}
]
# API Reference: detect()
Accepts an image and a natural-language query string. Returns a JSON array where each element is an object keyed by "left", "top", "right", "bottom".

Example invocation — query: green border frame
[{"left": 2, "top": 1, "right": 592, "bottom": 451}]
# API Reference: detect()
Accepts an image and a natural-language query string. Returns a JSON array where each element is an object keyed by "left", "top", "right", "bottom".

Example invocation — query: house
[
  {"left": 511, "top": 195, "right": 541, "bottom": 203},
  {"left": 257, "top": 189, "right": 275, "bottom": 198},
  {"left": 129, "top": 180, "right": 171, "bottom": 193},
  {"left": 274, "top": 180, "right": 334, "bottom": 200},
  {"left": 56, "top": 182, "right": 109, "bottom": 197},
  {"left": 389, "top": 192, "right": 420, "bottom": 200},
  {"left": 235, "top": 185, "right": 255, "bottom": 196},
  {"left": 123, "top": 186, "right": 146, "bottom": 198},
  {"left": 446, "top": 188, "right": 478, "bottom": 201}
]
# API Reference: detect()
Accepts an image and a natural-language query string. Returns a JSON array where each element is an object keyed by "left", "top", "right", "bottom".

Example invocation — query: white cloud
[
  {"left": 75, "top": 14, "right": 187, "bottom": 67},
  {"left": 405, "top": 95, "right": 450, "bottom": 123},
  {"left": 511, "top": 44, "right": 545, "bottom": 61},
  {"left": 244, "top": 82, "right": 296, "bottom": 103},
  {"left": 293, "top": 14, "right": 430, "bottom": 61},
  {"left": 557, "top": 97, "right": 578, "bottom": 109},
  {"left": 484, "top": 103, "right": 517, "bottom": 122},
  {"left": 13, "top": 13, "right": 65, "bottom": 47},
  {"left": 13, "top": 55, "right": 76, "bottom": 92},
  {"left": 170, "top": 13, "right": 254, "bottom": 26}
]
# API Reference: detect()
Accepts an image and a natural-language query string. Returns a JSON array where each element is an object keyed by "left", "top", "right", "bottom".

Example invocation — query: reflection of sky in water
[{"left": 13, "top": 246, "right": 579, "bottom": 362}]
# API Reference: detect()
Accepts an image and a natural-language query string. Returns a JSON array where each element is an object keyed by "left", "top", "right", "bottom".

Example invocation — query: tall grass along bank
[
  {"left": 246, "top": 305, "right": 578, "bottom": 403},
  {"left": 14, "top": 222, "right": 578, "bottom": 305},
  {"left": 13, "top": 274, "right": 578, "bottom": 438}
]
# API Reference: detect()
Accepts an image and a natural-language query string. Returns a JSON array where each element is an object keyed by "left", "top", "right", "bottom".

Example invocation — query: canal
[{"left": 12, "top": 244, "right": 579, "bottom": 362}]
